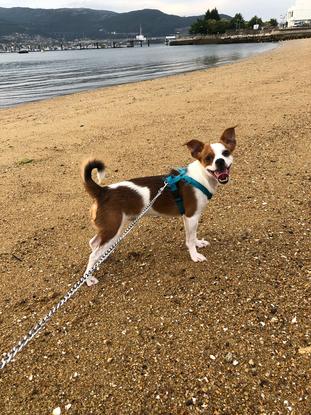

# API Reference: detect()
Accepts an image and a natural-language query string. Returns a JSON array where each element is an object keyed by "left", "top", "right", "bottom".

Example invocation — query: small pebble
[
  {"left": 225, "top": 352, "right": 233, "bottom": 363},
  {"left": 52, "top": 408, "right": 61, "bottom": 415}
]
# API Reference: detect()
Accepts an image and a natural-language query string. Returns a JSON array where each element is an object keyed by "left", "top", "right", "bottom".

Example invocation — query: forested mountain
[{"left": 0, "top": 7, "right": 230, "bottom": 38}]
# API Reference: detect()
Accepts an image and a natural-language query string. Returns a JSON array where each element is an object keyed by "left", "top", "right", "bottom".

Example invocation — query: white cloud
[
  {"left": 289, "top": 0, "right": 311, "bottom": 8},
  {"left": 216, "top": 0, "right": 293, "bottom": 19}
]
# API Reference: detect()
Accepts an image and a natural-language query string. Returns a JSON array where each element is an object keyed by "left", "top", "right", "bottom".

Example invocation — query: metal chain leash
[{"left": 0, "top": 182, "right": 168, "bottom": 371}]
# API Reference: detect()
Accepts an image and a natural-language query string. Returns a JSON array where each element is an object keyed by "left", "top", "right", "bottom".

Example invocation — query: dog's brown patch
[
  {"left": 185, "top": 141, "right": 216, "bottom": 168},
  {"left": 199, "top": 144, "right": 215, "bottom": 168},
  {"left": 91, "top": 186, "right": 144, "bottom": 246},
  {"left": 90, "top": 201, "right": 98, "bottom": 225},
  {"left": 182, "top": 184, "right": 198, "bottom": 217}
]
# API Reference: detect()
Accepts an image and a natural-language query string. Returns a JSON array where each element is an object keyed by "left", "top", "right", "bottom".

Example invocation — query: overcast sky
[{"left": 0, "top": 0, "right": 307, "bottom": 20}]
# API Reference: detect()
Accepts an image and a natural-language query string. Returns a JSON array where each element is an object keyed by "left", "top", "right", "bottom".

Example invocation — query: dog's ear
[
  {"left": 220, "top": 126, "right": 237, "bottom": 152},
  {"left": 184, "top": 139, "right": 204, "bottom": 159}
]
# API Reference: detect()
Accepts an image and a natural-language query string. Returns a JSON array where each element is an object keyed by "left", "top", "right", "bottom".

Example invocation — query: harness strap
[
  {"left": 165, "top": 167, "right": 213, "bottom": 215},
  {"left": 165, "top": 170, "right": 186, "bottom": 214}
]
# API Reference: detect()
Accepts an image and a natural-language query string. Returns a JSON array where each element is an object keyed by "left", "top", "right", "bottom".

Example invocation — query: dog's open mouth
[{"left": 211, "top": 167, "right": 230, "bottom": 184}]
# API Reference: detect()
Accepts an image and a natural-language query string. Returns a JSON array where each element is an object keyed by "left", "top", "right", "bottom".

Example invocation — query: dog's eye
[
  {"left": 222, "top": 150, "right": 230, "bottom": 157},
  {"left": 205, "top": 155, "right": 213, "bottom": 164}
]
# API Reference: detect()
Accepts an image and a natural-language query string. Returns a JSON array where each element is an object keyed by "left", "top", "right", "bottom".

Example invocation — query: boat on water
[
  {"left": 136, "top": 25, "right": 146, "bottom": 42},
  {"left": 18, "top": 49, "right": 29, "bottom": 54}
]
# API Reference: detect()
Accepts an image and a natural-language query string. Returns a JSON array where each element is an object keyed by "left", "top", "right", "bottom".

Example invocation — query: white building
[{"left": 287, "top": 6, "right": 311, "bottom": 27}]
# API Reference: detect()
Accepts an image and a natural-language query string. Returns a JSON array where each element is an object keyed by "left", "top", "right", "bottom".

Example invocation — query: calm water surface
[{"left": 0, "top": 43, "right": 277, "bottom": 108}]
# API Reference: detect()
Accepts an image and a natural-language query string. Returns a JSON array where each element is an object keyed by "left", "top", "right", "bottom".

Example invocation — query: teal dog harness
[{"left": 165, "top": 167, "right": 213, "bottom": 215}]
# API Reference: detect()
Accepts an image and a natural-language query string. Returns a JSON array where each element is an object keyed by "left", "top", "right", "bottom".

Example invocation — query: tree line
[{"left": 190, "top": 8, "right": 278, "bottom": 35}]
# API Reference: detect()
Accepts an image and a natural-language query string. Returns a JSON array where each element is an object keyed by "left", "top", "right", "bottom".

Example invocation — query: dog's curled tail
[{"left": 82, "top": 159, "right": 106, "bottom": 199}]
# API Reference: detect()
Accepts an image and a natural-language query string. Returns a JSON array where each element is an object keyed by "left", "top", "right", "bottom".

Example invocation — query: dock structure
[{"left": 169, "top": 28, "right": 311, "bottom": 45}]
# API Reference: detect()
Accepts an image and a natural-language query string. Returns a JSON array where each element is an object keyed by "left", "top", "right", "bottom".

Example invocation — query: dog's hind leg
[
  {"left": 195, "top": 238, "right": 210, "bottom": 248},
  {"left": 85, "top": 213, "right": 128, "bottom": 286},
  {"left": 89, "top": 234, "right": 101, "bottom": 252},
  {"left": 86, "top": 235, "right": 102, "bottom": 285}
]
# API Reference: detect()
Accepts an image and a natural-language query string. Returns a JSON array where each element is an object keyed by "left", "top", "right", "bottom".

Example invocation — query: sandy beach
[{"left": 0, "top": 39, "right": 310, "bottom": 414}]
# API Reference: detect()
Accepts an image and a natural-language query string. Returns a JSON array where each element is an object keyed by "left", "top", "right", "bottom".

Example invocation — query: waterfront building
[{"left": 286, "top": 6, "right": 311, "bottom": 27}]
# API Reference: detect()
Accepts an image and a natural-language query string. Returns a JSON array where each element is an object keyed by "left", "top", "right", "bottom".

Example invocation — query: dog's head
[{"left": 185, "top": 126, "right": 237, "bottom": 184}]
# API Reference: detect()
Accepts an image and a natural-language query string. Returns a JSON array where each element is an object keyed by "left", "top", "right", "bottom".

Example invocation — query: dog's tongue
[{"left": 214, "top": 168, "right": 230, "bottom": 182}]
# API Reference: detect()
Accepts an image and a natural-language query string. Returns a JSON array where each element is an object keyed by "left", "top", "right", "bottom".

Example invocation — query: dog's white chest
[{"left": 193, "top": 187, "right": 209, "bottom": 214}]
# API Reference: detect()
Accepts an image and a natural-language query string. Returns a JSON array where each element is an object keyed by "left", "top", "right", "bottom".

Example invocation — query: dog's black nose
[{"left": 215, "top": 158, "right": 226, "bottom": 170}]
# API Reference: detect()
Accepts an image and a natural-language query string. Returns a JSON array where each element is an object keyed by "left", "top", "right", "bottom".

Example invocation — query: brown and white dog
[{"left": 82, "top": 126, "right": 236, "bottom": 286}]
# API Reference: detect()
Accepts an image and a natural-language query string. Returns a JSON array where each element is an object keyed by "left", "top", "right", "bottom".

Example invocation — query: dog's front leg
[
  {"left": 183, "top": 216, "right": 209, "bottom": 248},
  {"left": 183, "top": 215, "right": 207, "bottom": 262}
]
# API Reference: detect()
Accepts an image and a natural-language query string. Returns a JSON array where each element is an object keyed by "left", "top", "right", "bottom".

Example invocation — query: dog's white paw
[
  {"left": 86, "top": 276, "right": 99, "bottom": 286},
  {"left": 195, "top": 239, "right": 210, "bottom": 248},
  {"left": 190, "top": 252, "right": 207, "bottom": 262}
]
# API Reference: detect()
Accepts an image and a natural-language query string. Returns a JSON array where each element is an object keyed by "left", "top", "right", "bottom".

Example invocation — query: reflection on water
[{"left": 0, "top": 43, "right": 277, "bottom": 108}]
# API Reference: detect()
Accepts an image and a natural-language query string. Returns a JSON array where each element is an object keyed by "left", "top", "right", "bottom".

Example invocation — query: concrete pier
[{"left": 169, "top": 28, "right": 311, "bottom": 45}]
